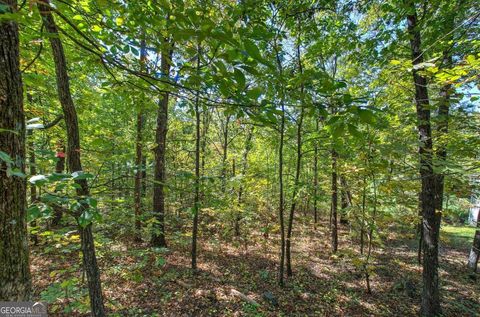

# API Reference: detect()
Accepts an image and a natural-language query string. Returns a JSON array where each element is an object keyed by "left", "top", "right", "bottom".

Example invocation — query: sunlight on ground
[{"left": 441, "top": 225, "right": 477, "bottom": 249}]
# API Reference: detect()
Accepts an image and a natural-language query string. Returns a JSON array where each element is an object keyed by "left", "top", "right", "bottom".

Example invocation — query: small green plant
[{"left": 40, "top": 278, "right": 89, "bottom": 314}]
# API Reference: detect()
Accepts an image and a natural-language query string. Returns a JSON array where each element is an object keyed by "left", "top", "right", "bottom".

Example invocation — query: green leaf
[
  {"left": 7, "top": 168, "right": 25, "bottom": 178},
  {"left": 247, "top": 87, "right": 262, "bottom": 100},
  {"left": 0, "top": 4, "right": 11, "bottom": 14},
  {"left": 331, "top": 122, "right": 345, "bottom": 138},
  {"left": 78, "top": 210, "right": 93, "bottom": 228},
  {"left": 0, "top": 128, "right": 19, "bottom": 135},
  {"left": 218, "top": 80, "right": 230, "bottom": 96},
  {"left": 0, "top": 150, "right": 13, "bottom": 164},
  {"left": 72, "top": 171, "right": 94, "bottom": 180},
  {"left": 233, "top": 68, "right": 246, "bottom": 90},
  {"left": 357, "top": 108, "right": 375, "bottom": 124},
  {"left": 155, "top": 257, "right": 166, "bottom": 267},
  {"left": 244, "top": 39, "right": 262, "bottom": 61},
  {"left": 27, "top": 205, "right": 41, "bottom": 223},
  {"left": 347, "top": 123, "right": 362, "bottom": 139}
]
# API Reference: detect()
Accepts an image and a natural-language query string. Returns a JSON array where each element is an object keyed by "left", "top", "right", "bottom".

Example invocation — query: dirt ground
[{"left": 30, "top": 220, "right": 480, "bottom": 316}]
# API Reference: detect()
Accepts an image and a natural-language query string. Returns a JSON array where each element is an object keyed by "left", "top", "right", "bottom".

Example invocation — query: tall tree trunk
[
  {"left": 286, "top": 107, "right": 304, "bottom": 277},
  {"left": 134, "top": 38, "right": 147, "bottom": 240},
  {"left": 340, "top": 175, "right": 351, "bottom": 225},
  {"left": 200, "top": 109, "right": 210, "bottom": 190},
  {"left": 406, "top": 3, "right": 440, "bottom": 315},
  {"left": 221, "top": 113, "right": 231, "bottom": 193},
  {"left": 134, "top": 111, "right": 143, "bottom": 239},
  {"left": 37, "top": 2, "right": 105, "bottom": 315},
  {"left": 151, "top": 39, "right": 172, "bottom": 248},
  {"left": 417, "top": 191, "right": 423, "bottom": 264},
  {"left": 278, "top": 104, "right": 286, "bottom": 286},
  {"left": 0, "top": 0, "right": 31, "bottom": 300},
  {"left": 141, "top": 156, "right": 147, "bottom": 196},
  {"left": 313, "top": 119, "right": 319, "bottom": 229},
  {"left": 286, "top": 40, "right": 305, "bottom": 276},
  {"left": 274, "top": 39, "right": 286, "bottom": 285},
  {"left": 360, "top": 177, "right": 366, "bottom": 255},
  {"left": 235, "top": 126, "right": 253, "bottom": 237},
  {"left": 331, "top": 148, "right": 338, "bottom": 253},
  {"left": 191, "top": 43, "right": 201, "bottom": 270},
  {"left": 364, "top": 173, "right": 378, "bottom": 294}
]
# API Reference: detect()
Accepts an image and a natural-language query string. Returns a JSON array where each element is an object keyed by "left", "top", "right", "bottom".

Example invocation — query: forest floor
[{"left": 30, "top": 219, "right": 480, "bottom": 316}]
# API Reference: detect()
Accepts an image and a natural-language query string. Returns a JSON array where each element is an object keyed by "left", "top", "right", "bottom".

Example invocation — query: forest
[{"left": 0, "top": 0, "right": 479, "bottom": 316}]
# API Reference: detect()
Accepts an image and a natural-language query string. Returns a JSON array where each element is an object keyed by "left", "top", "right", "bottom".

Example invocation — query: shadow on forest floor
[{"left": 30, "top": 219, "right": 480, "bottom": 316}]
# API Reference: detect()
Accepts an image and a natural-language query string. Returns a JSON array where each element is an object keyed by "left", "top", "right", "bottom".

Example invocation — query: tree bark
[
  {"left": 151, "top": 39, "right": 173, "bottom": 248},
  {"left": 360, "top": 177, "right": 366, "bottom": 255},
  {"left": 286, "top": 106, "right": 304, "bottom": 277},
  {"left": 134, "top": 38, "right": 147, "bottom": 241},
  {"left": 191, "top": 43, "right": 201, "bottom": 270},
  {"left": 235, "top": 126, "right": 253, "bottom": 237},
  {"left": 274, "top": 39, "right": 286, "bottom": 285},
  {"left": 0, "top": 0, "right": 32, "bottom": 301},
  {"left": 286, "top": 39, "right": 305, "bottom": 276},
  {"left": 340, "top": 175, "right": 351, "bottom": 225},
  {"left": 37, "top": 2, "right": 105, "bottom": 315},
  {"left": 220, "top": 113, "right": 231, "bottom": 193},
  {"left": 331, "top": 148, "right": 338, "bottom": 253},
  {"left": 278, "top": 103, "right": 286, "bottom": 286},
  {"left": 406, "top": 3, "right": 440, "bottom": 315},
  {"left": 313, "top": 119, "right": 319, "bottom": 229}
]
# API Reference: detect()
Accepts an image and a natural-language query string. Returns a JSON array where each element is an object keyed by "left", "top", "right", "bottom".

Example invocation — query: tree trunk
[
  {"left": 406, "top": 3, "right": 440, "bottom": 315},
  {"left": 134, "top": 110, "right": 143, "bottom": 240},
  {"left": 0, "top": 0, "right": 32, "bottom": 300},
  {"left": 274, "top": 40, "right": 286, "bottom": 286},
  {"left": 191, "top": 43, "right": 202, "bottom": 270},
  {"left": 313, "top": 119, "right": 319, "bottom": 229},
  {"left": 37, "top": 2, "right": 105, "bottom": 315},
  {"left": 286, "top": 40, "right": 305, "bottom": 276},
  {"left": 286, "top": 106, "right": 303, "bottom": 277},
  {"left": 134, "top": 38, "right": 147, "bottom": 241},
  {"left": 331, "top": 149, "right": 338, "bottom": 253},
  {"left": 151, "top": 39, "right": 172, "bottom": 248},
  {"left": 235, "top": 126, "right": 253, "bottom": 237},
  {"left": 340, "top": 176, "right": 351, "bottom": 225},
  {"left": 360, "top": 177, "right": 366, "bottom": 255},
  {"left": 278, "top": 104, "right": 286, "bottom": 286},
  {"left": 221, "top": 113, "right": 231, "bottom": 193},
  {"left": 417, "top": 191, "right": 423, "bottom": 265},
  {"left": 200, "top": 108, "right": 210, "bottom": 203}
]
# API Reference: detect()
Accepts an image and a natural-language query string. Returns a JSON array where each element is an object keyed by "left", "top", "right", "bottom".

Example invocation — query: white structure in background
[
  {"left": 469, "top": 198, "right": 479, "bottom": 225},
  {"left": 468, "top": 175, "right": 479, "bottom": 225}
]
